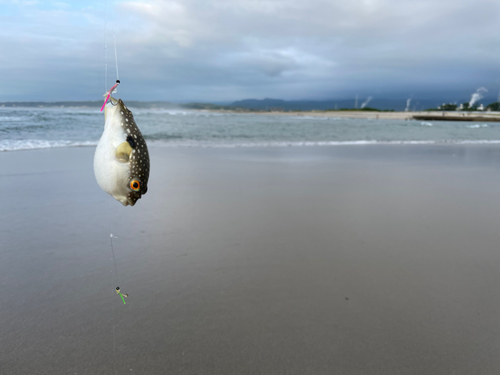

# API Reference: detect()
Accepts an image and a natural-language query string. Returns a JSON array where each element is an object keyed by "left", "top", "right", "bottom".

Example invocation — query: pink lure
[{"left": 100, "top": 81, "right": 120, "bottom": 112}]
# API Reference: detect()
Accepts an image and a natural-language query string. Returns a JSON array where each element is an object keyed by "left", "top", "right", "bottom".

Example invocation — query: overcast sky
[{"left": 1, "top": 0, "right": 500, "bottom": 102}]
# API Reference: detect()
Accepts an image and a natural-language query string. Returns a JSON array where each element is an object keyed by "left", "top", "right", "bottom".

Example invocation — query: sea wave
[
  {"left": 0, "top": 124, "right": 53, "bottom": 132},
  {"left": 144, "top": 133, "right": 185, "bottom": 141},
  {"left": 3, "top": 138, "right": 500, "bottom": 152},
  {"left": 130, "top": 109, "right": 228, "bottom": 117},
  {"left": 0, "top": 139, "right": 97, "bottom": 152},
  {"left": 466, "top": 124, "right": 489, "bottom": 128},
  {"left": 0, "top": 116, "right": 24, "bottom": 122},
  {"left": 289, "top": 115, "right": 344, "bottom": 121}
]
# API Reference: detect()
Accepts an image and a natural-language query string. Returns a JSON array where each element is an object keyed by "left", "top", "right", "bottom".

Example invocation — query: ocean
[{"left": 1, "top": 106, "right": 500, "bottom": 151}]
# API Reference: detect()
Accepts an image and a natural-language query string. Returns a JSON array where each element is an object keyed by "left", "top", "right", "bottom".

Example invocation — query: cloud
[
  {"left": 220, "top": 48, "right": 335, "bottom": 78},
  {"left": 1, "top": 0, "right": 500, "bottom": 101}
]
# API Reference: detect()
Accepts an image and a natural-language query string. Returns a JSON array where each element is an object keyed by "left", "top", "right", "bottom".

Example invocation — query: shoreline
[
  {"left": 207, "top": 109, "right": 416, "bottom": 120},
  {"left": 206, "top": 109, "right": 500, "bottom": 121},
  {"left": 4, "top": 139, "right": 500, "bottom": 153},
  {"left": 4, "top": 140, "right": 500, "bottom": 153}
]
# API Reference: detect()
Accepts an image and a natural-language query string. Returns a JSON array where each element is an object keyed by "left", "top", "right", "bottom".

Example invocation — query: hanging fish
[{"left": 94, "top": 88, "right": 150, "bottom": 206}]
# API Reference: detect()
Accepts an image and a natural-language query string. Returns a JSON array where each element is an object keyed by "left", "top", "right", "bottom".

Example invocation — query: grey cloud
[{"left": 1, "top": 0, "right": 500, "bottom": 102}]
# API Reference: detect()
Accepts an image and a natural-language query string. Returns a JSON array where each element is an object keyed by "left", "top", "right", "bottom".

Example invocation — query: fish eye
[{"left": 130, "top": 179, "right": 140, "bottom": 191}]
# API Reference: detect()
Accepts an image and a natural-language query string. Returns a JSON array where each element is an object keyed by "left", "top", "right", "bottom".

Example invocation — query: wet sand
[{"left": 2, "top": 145, "right": 500, "bottom": 374}]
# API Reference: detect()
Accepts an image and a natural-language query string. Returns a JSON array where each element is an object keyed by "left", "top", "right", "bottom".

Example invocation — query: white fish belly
[{"left": 94, "top": 121, "right": 131, "bottom": 205}]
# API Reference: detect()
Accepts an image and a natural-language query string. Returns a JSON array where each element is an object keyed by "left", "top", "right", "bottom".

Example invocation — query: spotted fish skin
[{"left": 94, "top": 97, "right": 150, "bottom": 206}]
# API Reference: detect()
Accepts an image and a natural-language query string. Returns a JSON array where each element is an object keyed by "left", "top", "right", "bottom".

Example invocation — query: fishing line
[
  {"left": 113, "top": 29, "right": 119, "bottom": 82},
  {"left": 106, "top": 192, "right": 127, "bottom": 301},
  {"left": 109, "top": 213, "right": 119, "bottom": 278},
  {"left": 101, "top": 1, "right": 120, "bottom": 111},
  {"left": 107, "top": 196, "right": 119, "bottom": 375},
  {"left": 103, "top": 0, "right": 121, "bottom": 292},
  {"left": 103, "top": 3, "right": 122, "bottom": 375},
  {"left": 104, "top": 0, "right": 107, "bottom": 92},
  {"left": 104, "top": 1, "right": 120, "bottom": 91}
]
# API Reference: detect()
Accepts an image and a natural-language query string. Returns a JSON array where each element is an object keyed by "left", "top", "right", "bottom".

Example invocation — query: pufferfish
[{"left": 94, "top": 97, "right": 150, "bottom": 206}]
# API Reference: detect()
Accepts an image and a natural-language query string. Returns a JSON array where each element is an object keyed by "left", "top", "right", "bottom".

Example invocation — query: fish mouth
[
  {"left": 105, "top": 97, "right": 128, "bottom": 121},
  {"left": 108, "top": 96, "right": 119, "bottom": 106},
  {"left": 108, "top": 96, "right": 127, "bottom": 112},
  {"left": 109, "top": 97, "right": 126, "bottom": 110},
  {"left": 112, "top": 97, "right": 130, "bottom": 113}
]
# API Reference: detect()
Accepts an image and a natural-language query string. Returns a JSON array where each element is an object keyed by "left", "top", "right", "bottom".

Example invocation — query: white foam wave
[
  {"left": 3, "top": 138, "right": 500, "bottom": 152},
  {"left": 0, "top": 139, "right": 97, "bottom": 152},
  {"left": 0, "top": 116, "right": 23, "bottom": 121},
  {"left": 131, "top": 109, "right": 228, "bottom": 117},
  {"left": 420, "top": 122, "right": 433, "bottom": 126},
  {"left": 165, "top": 110, "right": 189, "bottom": 116},
  {"left": 290, "top": 115, "right": 343, "bottom": 121},
  {"left": 466, "top": 124, "right": 489, "bottom": 128}
]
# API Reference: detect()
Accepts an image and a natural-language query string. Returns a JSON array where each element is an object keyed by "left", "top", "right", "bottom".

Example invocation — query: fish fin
[
  {"left": 126, "top": 135, "right": 136, "bottom": 149},
  {"left": 115, "top": 141, "right": 133, "bottom": 163}
]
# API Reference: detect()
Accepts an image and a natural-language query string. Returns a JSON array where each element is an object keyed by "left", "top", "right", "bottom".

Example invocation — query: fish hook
[
  {"left": 100, "top": 80, "right": 121, "bottom": 112},
  {"left": 116, "top": 286, "right": 128, "bottom": 304}
]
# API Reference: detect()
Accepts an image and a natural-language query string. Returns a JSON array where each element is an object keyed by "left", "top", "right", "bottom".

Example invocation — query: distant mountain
[
  {"left": 231, "top": 98, "right": 459, "bottom": 112},
  {"left": 182, "top": 102, "right": 234, "bottom": 110},
  {"left": 232, "top": 98, "right": 289, "bottom": 109}
]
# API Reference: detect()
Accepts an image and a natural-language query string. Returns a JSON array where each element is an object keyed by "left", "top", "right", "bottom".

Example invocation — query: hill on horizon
[{"left": 230, "top": 98, "right": 472, "bottom": 112}]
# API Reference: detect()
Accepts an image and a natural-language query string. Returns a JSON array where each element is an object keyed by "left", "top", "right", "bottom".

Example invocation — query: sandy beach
[
  {"left": 211, "top": 109, "right": 418, "bottom": 120},
  {"left": 210, "top": 109, "right": 500, "bottom": 122},
  {"left": 3, "top": 144, "right": 500, "bottom": 374},
  {"left": 254, "top": 110, "right": 417, "bottom": 120}
]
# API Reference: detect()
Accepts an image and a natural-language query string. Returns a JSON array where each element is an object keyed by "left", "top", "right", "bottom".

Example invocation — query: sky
[{"left": 1, "top": 0, "right": 500, "bottom": 103}]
